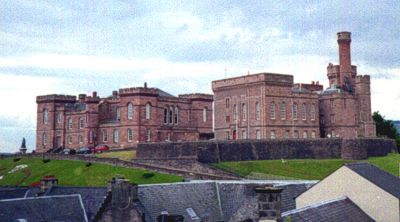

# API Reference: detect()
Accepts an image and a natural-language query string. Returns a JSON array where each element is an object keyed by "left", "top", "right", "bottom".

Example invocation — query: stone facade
[
  {"left": 212, "top": 32, "right": 376, "bottom": 140},
  {"left": 36, "top": 86, "right": 213, "bottom": 152}
]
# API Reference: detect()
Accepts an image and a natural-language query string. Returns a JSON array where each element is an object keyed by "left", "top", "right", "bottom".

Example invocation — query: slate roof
[
  {"left": 346, "top": 162, "right": 400, "bottom": 198},
  {"left": 277, "top": 184, "right": 312, "bottom": 212},
  {"left": 0, "top": 194, "right": 88, "bottom": 222},
  {"left": 0, "top": 186, "right": 29, "bottom": 200},
  {"left": 282, "top": 197, "right": 374, "bottom": 222}
]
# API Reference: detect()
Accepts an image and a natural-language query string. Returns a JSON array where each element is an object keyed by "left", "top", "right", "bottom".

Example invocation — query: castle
[
  {"left": 36, "top": 32, "right": 376, "bottom": 152},
  {"left": 36, "top": 86, "right": 213, "bottom": 152},
  {"left": 213, "top": 32, "right": 376, "bottom": 140}
]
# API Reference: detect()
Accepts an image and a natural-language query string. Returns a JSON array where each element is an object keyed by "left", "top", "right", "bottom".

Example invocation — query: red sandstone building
[
  {"left": 36, "top": 85, "right": 213, "bottom": 152},
  {"left": 212, "top": 32, "right": 376, "bottom": 140}
]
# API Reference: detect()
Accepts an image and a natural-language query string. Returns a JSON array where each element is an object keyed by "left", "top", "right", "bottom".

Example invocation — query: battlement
[
  {"left": 36, "top": 94, "right": 76, "bottom": 103},
  {"left": 119, "top": 87, "right": 159, "bottom": 96},
  {"left": 327, "top": 64, "right": 340, "bottom": 74},
  {"left": 355, "top": 75, "right": 370, "bottom": 83},
  {"left": 178, "top": 93, "right": 213, "bottom": 101},
  {"left": 294, "top": 81, "right": 323, "bottom": 92},
  {"left": 337, "top": 31, "right": 351, "bottom": 42},
  {"left": 212, "top": 72, "right": 293, "bottom": 90}
]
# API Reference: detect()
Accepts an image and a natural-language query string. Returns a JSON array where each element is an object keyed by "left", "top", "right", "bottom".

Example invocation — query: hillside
[
  {"left": 213, "top": 153, "right": 400, "bottom": 180},
  {"left": 0, "top": 157, "right": 182, "bottom": 186}
]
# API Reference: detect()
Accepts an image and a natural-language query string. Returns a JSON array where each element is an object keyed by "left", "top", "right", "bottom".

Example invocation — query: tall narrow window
[
  {"left": 303, "top": 131, "right": 308, "bottom": 139},
  {"left": 127, "top": 128, "right": 133, "bottom": 142},
  {"left": 169, "top": 107, "right": 173, "bottom": 124},
  {"left": 292, "top": 103, "right": 298, "bottom": 120},
  {"left": 164, "top": 107, "right": 168, "bottom": 124},
  {"left": 255, "top": 102, "right": 260, "bottom": 120},
  {"left": 78, "top": 135, "right": 83, "bottom": 144},
  {"left": 68, "top": 136, "right": 72, "bottom": 144},
  {"left": 225, "top": 98, "right": 230, "bottom": 108},
  {"left": 256, "top": 130, "right": 261, "bottom": 139},
  {"left": 331, "top": 114, "right": 335, "bottom": 124},
  {"left": 79, "top": 117, "right": 84, "bottom": 129},
  {"left": 43, "top": 109, "right": 48, "bottom": 124},
  {"left": 187, "top": 110, "right": 190, "bottom": 121},
  {"left": 116, "top": 107, "right": 121, "bottom": 121},
  {"left": 280, "top": 101, "right": 286, "bottom": 120},
  {"left": 330, "top": 99, "right": 334, "bottom": 109},
  {"left": 293, "top": 130, "right": 299, "bottom": 138},
  {"left": 284, "top": 131, "right": 290, "bottom": 139},
  {"left": 57, "top": 112, "right": 62, "bottom": 124},
  {"left": 103, "top": 129, "right": 108, "bottom": 142},
  {"left": 89, "top": 131, "right": 93, "bottom": 144},
  {"left": 43, "top": 132, "right": 47, "bottom": 145},
  {"left": 242, "top": 103, "right": 246, "bottom": 120},
  {"left": 127, "top": 103, "right": 133, "bottom": 120},
  {"left": 270, "top": 102, "right": 276, "bottom": 119},
  {"left": 242, "top": 130, "right": 246, "bottom": 139},
  {"left": 302, "top": 103, "right": 307, "bottom": 120},
  {"left": 145, "top": 129, "right": 151, "bottom": 142},
  {"left": 203, "top": 107, "right": 207, "bottom": 122},
  {"left": 174, "top": 107, "right": 179, "bottom": 124},
  {"left": 233, "top": 104, "right": 237, "bottom": 121},
  {"left": 113, "top": 129, "right": 119, "bottom": 143},
  {"left": 68, "top": 118, "right": 72, "bottom": 129},
  {"left": 311, "top": 131, "right": 316, "bottom": 138},
  {"left": 270, "top": 131, "right": 276, "bottom": 139},
  {"left": 145, "top": 103, "right": 151, "bottom": 119},
  {"left": 310, "top": 104, "right": 316, "bottom": 120}
]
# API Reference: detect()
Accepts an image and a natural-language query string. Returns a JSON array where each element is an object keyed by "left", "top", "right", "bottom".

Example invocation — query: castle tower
[{"left": 337, "top": 32, "right": 356, "bottom": 92}]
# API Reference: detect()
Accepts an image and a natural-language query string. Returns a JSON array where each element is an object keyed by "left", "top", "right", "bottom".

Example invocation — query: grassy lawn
[
  {"left": 212, "top": 153, "right": 400, "bottom": 180},
  {"left": 95, "top": 150, "right": 136, "bottom": 161},
  {"left": 0, "top": 157, "right": 182, "bottom": 186}
]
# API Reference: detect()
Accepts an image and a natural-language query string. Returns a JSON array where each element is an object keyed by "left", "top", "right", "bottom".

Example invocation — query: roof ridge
[{"left": 282, "top": 196, "right": 348, "bottom": 216}]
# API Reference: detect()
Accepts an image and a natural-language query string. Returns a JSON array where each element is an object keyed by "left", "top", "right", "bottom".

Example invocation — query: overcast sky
[{"left": 0, "top": 0, "right": 399, "bottom": 152}]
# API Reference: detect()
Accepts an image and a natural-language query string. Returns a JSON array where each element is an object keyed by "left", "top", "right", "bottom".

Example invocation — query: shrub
[
  {"left": 142, "top": 172, "right": 155, "bottom": 178},
  {"left": 42, "top": 159, "right": 50, "bottom": 163},
  {"left": 85, "top": 162, "right": 92, "bottom": 167},
  {"left": 13, "top": 158, "right": 21, "bottom": 162}
]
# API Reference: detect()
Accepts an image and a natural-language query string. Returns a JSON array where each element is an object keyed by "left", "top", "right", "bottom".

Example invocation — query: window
[
  {"left": 233, "top": 104, "right": 237, "bottom": 121},
  {"left": 57, "top": 112, "right": 62, "bottom": 124},
  {"left": 127, "top": 103, "right": 133, "bottom": 119},
  {"left": 310, "top": 104, "right": 316, "bottom": 121},
  {"left": 68, "top": 136, "right": 72, "bottom": 144},
  {"left": 203, "top": 107, "right": 207, "bottom": 122},
  {"left": 86, "top": 112, "right": 88, "bottom": 123},
  {"left": 145, "top": 103, "right": 151, "bottom": 119},
  {"left": 255, "top": 102, "right": 260, "bottom": 120},
  {"left": 226, "top": 116, "right": 230, "bottom": 123},
  {"left": 293, "top": 130, "right": 299, "bottom": 138},
  {"left": 280, "top": 102, "right": 286, "bottom": 120},
  {"left": 128, "top": 128, "right": 133, "bottom": 142},
  {"left": 225, "top": 98, "right": 230, "bottom": 108},
  {"left": 331, "top": 130, "right": 335, "bottom": 138},
  {"left": 331, "top": 114, "right": 335, "bottom": 124},
  {"left": 116, "top": 107, "right": 121, "bottom": 121},
  {"left": 226, "top": 131, "right": 230, "bottom": 140},
  {"left": 302, "top": 103, "right": 307, "bottom": 120},
  {"left": 270, "top": 102, "right": 276, "bottom": 119},
  {"left": 78, "top": 135, "right": 83, "bottom": 144},
  {"left": 103, "top": 129, "right": 108, "bottom": 142},
  {"left": 145, "top": 129, "right": 151, "bottom": 142},
  {"left": 89, "top": 131, "right": 93, "bottom": 144},
  {"left": 303, "top": 131, "right": 308, "bottom": 139},
  {"left": 284, "top": 131, "right": 290, "bottom": 139},
  {"left": 330, "top": 99, "right": 334, "bottom": 109},
  {"left": 68, "top": 118, "right": 72, "bottom": 129},
  {"left": 169, "top": 107, "right": 173, "bottom": 124},
  {"left": 242, "top": 130, "right": 247, "bottom": 139},
  {"left": 292, "top": 103, "right": 298, "bottom": 120},
  {"left": 43, "top": 133, "right": 47, "bottom": 145},
  {"left": 311, "top": 131, "right": 316, "bottom": 138},
  {"left": 270, "top": 130, "right": 276, "bottom": 139},
  {"left": 79, "top": 117, "right": 84, "bottom": 129},
  {"left": 174, "top": 107, "right": 179, "bottom": 124},
  {"left": 164, "top": 107, "right": 168, "bottom": 124},
  {"left": 187, "top": 110, "right": 190, "bottom": 121},
  {"left": 242, "top": 103, "right": 246, "bottom": 120},
  {"left": 256, "top": 130, "right": 261, "bottom": 139},
  {"left": 113, "top": 129, "right": 119, "bottom": 143},
  {"left": 43, "top": 109, "right": 48, "bottom": 124}
]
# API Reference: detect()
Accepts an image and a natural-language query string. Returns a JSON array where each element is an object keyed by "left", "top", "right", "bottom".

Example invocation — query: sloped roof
[
  {"left": 0, "top": 186, "right": 29, "bottom": 200},
  {"left": 282, "top": 197, "right": 374, "bottom": 222},
  {"left": 0, "top": 194, "right": 88, "bottom": 222},
  {"left": 346, "top": 162, "right": 400, "bottom": 198}
]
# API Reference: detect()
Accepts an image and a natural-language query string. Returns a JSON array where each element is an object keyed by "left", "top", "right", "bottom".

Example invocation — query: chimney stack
[
  {"left": 92, "top": 91, "right": 97, "bottom": 98},
  {"left": 109, "top": 177, "right": 138, "bottom": 208},
  {"left": 255, "top": 185, "right": 283, "bottom": 222},
  {"left": 40, "top": 175, "right": 58, "bottom": 193},
  {"left": 78, "top": 94, "right": 86, "bottom": 103}
]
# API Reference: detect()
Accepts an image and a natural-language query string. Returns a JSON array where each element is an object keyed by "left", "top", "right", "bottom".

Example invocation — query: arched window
[
  {"left": 145, "top": 103, "right": 151, "bottom": 120},
  {"left": 103, "top": 129, "right": 108, "bottom": 142},
  {"left": 292, "top": 103, "right": 298, "bottom": 120},
  {"left": 169, "top": 106, "right": 173, "bottom": 124},
  {"left": 43, "top": 109, "right": 48, "bottom": 124},
  {"left": 68, "top": 118, "right": 72, "bottom": 129},
  {"left": 116, "top": 107, "right": 121, "bottom": 121},
  {"left": 164, "top": 107, "right": 168, "bottom": 124},
  {"left": 280, "top": 101, "right": 286, "bottom": 120},
  {"left": 255, "top": 102, "right": 260, "bottom": 120},
  {"left": 174, "top": 107, "right": 179, "bottom": 124},
  {"left": 270, "top": 102, "right": 276, "bottom": 119},
  {"left": 302, "top": 103, "right": 307, "bottom": 120},
  {"left": 43, "top": 132, "right": 47, "bottom": 145},
  {"left": 233, "top": 104, "right": 237, "bottom": 121},
  {"left": 203, "top": 107, "right": 207, "bottom": 122},
  {"left": 127, "top": 103, "right": 133, "bottom": 120},
  {"left": 78, "top": 135, "right": 83, "bottom": 144},
  {"left": 79, "top": 117, "right": 84, "bottom": 129},
  {"left": 113, "top": 129, "right": 119, "bottom": 143},
  {"left": 241, "top": 103, "right": 246, "bottom": 120},
  {"left": 310, "top": 103, "right": 316, "bottom": 120},
  {"left": 127, "top": 128, "right": 133, "bottom": 142}
]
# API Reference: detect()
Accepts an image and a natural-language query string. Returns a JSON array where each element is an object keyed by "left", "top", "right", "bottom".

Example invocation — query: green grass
[
  {"left": 96, "top": 150, "right": 136, "bottom": 161},
  {"left": 212, "top": 153, "right": 400, "bottom": 180},
  {"left": 0, "top": 157, "right": 182, "bottom": 186}
]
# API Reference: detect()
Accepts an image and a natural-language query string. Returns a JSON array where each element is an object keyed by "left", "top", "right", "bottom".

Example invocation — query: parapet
[
  {"left": 119, "top": 87, "right": 160, "bottom": 97},
  {"left": 36, "top": 94, "right": 76, "bottom": 103},
  {"left": 327, "top": 63, "right": 340, "bottom": 75},
  {"left": 212, "top": 72, "right": 293, "bottom": 90},
  {"left": 355, "top": 75, "right": 370, "bottom": 84},
  {"left": 293, "top": 81, "right": 323, "bottom": 92},
  {"left": 178, "top": 93, "right": 213, "bottom": 101}
]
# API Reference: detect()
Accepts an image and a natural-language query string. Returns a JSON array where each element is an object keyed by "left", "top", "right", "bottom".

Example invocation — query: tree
[{"left": 373, "top": 111, "right": 400, "bottom": 149}]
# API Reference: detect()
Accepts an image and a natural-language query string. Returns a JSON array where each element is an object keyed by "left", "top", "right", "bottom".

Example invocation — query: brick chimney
[
  {"left": 78, "top": 94, "right": 86, "bottom": 103},
  {"left": 255, "top": 186, "right": 284, "bottom": 222},
  {"left": 40, "top": 175, "right": 58, "bottom": 193},
  {"left": 109, "top": 177, "right": 138, "bottom": 208}
]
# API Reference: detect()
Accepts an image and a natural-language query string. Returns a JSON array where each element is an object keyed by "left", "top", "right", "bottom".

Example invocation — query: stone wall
[{"left": 136, "top": 138, "right": 396, "bottom": 163}]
